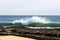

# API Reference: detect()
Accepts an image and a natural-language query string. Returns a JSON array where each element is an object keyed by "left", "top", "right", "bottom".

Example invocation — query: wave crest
[{"left": 12, "top": 16, "right": 52, "bottom": 25}]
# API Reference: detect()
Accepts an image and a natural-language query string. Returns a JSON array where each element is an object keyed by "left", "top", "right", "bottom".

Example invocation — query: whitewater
[
  {"left": 0, "top": 15, "right": 60, "bottom": 29},
  {"left": 12, "top": 16, "right": 60, "bottom": 29},
  {"left": 12, "top": 16, "right": 52, "bottom": 25}
]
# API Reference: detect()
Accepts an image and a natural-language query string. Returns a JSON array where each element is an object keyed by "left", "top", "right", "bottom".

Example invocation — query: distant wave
[{"left": 12, "top": 16, "right": 52, "bottom": 25}]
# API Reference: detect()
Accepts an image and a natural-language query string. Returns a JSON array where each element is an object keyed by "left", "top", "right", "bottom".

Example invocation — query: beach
[{"left": 0, "top": 35, "right": 35, "bottom": 40}]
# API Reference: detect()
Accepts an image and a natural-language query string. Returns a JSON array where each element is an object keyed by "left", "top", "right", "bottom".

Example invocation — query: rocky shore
[{"left": 0, "top": 26, "right": 60, "bottom": 40}]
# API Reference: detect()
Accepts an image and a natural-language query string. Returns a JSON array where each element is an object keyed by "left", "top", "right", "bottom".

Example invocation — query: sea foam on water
[{"left": 12, "top": 16, "right": 51, "bottom": 25}]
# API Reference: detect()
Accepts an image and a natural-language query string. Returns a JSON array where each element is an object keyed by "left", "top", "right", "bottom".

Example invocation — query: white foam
[
  {"left": 25, "top": 26, "right": 60, "bottom": 29},
  {"left": 12, "top": 16, "right": 52, "bottom": 25}
]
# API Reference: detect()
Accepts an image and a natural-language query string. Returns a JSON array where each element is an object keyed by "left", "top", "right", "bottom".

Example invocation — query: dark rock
[{"left": 1, "top": 26, "right": 60, "bottom": 40}]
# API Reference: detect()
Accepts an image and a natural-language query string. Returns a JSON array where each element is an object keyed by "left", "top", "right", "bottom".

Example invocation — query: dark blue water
[{"left": 0, "top": 15, "right": 60, "bottom": 23}]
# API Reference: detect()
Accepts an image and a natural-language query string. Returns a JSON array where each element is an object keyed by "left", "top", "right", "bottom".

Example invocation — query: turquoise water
[{"left": 0, "top": 15, "right": 60, "bottom": 27}]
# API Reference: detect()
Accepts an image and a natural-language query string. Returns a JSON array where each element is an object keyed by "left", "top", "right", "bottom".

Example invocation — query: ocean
[
  {"left": 0, "top": 15, "right": 60, "bottom": 23},
  {"left": 0, "top": 15, "right": 60, "bottom": 27}
]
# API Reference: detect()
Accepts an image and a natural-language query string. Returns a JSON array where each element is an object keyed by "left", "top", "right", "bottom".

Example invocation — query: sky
[{"left": 0, "top": 0, "right": 60, "bottom": 15}]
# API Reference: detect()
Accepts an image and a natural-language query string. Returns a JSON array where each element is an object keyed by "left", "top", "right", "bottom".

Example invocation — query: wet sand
[{"left": 0, "top": 35, "right": 35, "bottom": 40}]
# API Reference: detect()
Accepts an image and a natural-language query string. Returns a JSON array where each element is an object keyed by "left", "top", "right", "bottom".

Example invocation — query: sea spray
[{"left": 12, "top": 16, "right": 52, "bottom": 25}]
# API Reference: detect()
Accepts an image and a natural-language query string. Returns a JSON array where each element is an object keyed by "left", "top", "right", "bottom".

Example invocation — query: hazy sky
[{"left": 0, "top": 0, "right": 60, "bottom": 15}]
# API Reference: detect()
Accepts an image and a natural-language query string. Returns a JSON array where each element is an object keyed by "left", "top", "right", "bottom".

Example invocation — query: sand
[{"left": 0, "top": 35, "right": 35, "bottom": 40}]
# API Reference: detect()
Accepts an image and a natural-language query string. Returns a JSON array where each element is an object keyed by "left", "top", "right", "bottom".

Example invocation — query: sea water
[{"left": 0, "top": 15, "right": 60, "bottom": 28}]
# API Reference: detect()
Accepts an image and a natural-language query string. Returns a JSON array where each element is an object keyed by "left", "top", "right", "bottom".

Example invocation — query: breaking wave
[{"left": 12, "top": 16, "right": 52, "bottom": 25}]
